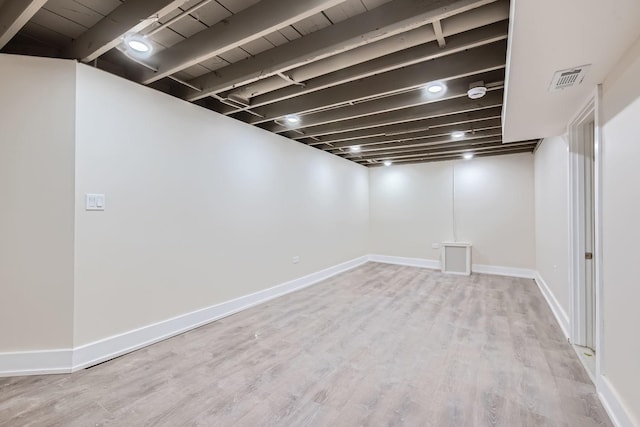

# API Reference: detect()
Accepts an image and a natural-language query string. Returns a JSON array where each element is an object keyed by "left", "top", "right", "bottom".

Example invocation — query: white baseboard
[
  {"left": 0, "top": 349, "right": 72, "bottom": 377},
  {"left": 598, "top": 374, "right": 637, "bottom": 427},
  {"left": 368, "top": 254, "right": 440, "bottom": 269},
  {"left": 1, "top": 255, "right": 369, "bottom": 377},
  {"left": 472, "top": 263, "right": 536, "bottom": 279},
  {"left": 534, "top": 272, "right": 570, "bottom": 340},
  {"left": 368, "top": 255, "right": 536, "bottom": 279}
]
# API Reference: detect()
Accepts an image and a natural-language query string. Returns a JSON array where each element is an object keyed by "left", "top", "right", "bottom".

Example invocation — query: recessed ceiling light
[
  {"left": 425, "top": 82, "right": 445, "bottom": 94},
  {"left": 452, "top": 131, "right": 465, "bottom": 138},
  {"left": 463, "top": 152, "right": 474, "bottom": 160},
  {"left": 284, "top": 114, "right": 300, "bottom": 124},
  {"left": 124, "top": 35, "right": 152, "bottom": 54},
  {"left": 350, "top": 145, "right": 361, "bottom": 153},
  {"left": 383, "top": 160, "right": 392, "bottom": 167}
]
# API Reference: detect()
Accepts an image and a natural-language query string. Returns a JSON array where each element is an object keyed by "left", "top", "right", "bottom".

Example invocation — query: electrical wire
[{"left": 452, "top": 162, "right": 457, "bottom": 242}]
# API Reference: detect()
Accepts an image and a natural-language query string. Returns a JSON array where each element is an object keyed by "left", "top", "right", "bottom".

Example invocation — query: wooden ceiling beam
[
  {"left": 276, "top": 89, "right": 504, "bottom": 138},
  {"left": 138, "top": 0, "right": 347, "bottom": 84},
  {"left": 219, "top": 14, "right": 509, "bottom": 114},
  {"left": 183, "top": 0, "right": 500, "bottom": 101},
  {"left": 302, "top": 107, "right": 503, "bottom": 144},
  {"left": 250, "top": 40, "right": 506, "bottom": 127},
  {"left": 63, "top": 0, "right": 188, "bottom": 62},
  {"left": 325, "top": 120, "right": 503, "bottom": 150}
]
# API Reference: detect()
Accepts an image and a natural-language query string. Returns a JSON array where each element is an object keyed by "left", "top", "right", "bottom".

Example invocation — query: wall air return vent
[
  {"left": 441, "top": 242, "right": 471, "bottom": 275},
  {"left": 549, "top": 65, "right": 591, "bottom": 92}
]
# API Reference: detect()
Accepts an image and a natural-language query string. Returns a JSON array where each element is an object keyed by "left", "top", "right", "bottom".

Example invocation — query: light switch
[{"left": 86, "top": 194, "right": 105, "bottom": 211}]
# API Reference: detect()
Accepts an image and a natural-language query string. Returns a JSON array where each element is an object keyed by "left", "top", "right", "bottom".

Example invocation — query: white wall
[
  {"left": 532, "top": 36, "right": 640, "bottom": 425},
  {"left": 600, "top": 34, "right": 640, "bottom": 426},
  {"left": 73, "top": 64, "right": 369, "bottom": 345},
  {"left": 534, "top": 136, "right": 570, "bottom": 319},
  {"left": 369, "top": 153, "right": 536, "bottom": 269},
  {"left": 0, "top": 55, "right": 76, "bottom": 351}
]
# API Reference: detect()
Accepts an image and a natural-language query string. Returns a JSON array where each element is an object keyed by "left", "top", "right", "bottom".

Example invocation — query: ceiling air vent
[{"left": 549, "top": 65, "right": 591, "bottom": 92}]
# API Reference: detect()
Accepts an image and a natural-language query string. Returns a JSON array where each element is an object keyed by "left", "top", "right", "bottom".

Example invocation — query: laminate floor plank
[{"left": 0, "top": 263, "right": 612, "bottom": 426}]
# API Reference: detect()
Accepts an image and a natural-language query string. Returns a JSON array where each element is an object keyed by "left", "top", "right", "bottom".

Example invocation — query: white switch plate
[
  {"left": 292, "top": 256, "right": 300, "bottom": 264},
  {"left": 431, "top": 243, "right": 440, "bottom": 249},
  {"left": 86, "top": 194, "right": 105, "bottom": 211}
]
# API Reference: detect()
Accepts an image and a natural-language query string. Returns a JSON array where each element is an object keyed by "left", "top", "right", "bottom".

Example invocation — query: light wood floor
[{"left": 0, "top": 263, "right": 611, "bottom": 426}]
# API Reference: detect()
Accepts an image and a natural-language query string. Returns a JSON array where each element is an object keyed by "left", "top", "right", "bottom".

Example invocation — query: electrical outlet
[
  {"left": 432, "top": 243, "right": 440, "bottom": 249},
  {"left": 292, "top": 256, "right": 300, "bottom": 264}
]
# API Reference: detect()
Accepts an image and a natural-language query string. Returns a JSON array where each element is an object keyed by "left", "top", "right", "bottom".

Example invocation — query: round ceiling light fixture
[
  {"left": 463, "top": 152, "right": 474, "bottom": 160},
  {"left": 284, "top": 114, "right": 300, "bottom": 124},
  {"left": 424, "top": 82, "right": 446, "bottom": 95},
  {"left": 350, "top": 145, "right": 361, "bottom": 153},
  {"left": 467, "top": 80, "right": 487, "bottom": 99},
  {"left": 383, "top": 160, "right": 393, "bottom": 167},
  {"left": 452, "top": 131, "right": 465, "bottom": 138},
  {"left": 124, "top": 35, "right": 152, "bottom": 55}
]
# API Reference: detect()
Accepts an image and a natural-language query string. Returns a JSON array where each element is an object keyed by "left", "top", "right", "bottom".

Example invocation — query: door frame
[{"left": 567, "top": 85, "right": 604, "bottom": 379}]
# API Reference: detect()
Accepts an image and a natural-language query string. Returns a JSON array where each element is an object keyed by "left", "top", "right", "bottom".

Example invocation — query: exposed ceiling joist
[
  {"left": 222, "top": 21, "right": 508, "bottom": 117},
  {"left": 433, "top": 20, "right": 446, "bottom": 47},
  {"left": 183, "top": 0, "right": 500, "bottom": 101},
  {"left": 276, "top": 89, "right": 504, "bottom": 137},
  {"left": 138, "top": 0, "right": 346, "bottom": 85},
  {"left": 249, "top": 40, "right": 506, "bottom": 125},
  {"left": 342, "top": 134, "right": 504, "bottom": 158},
  {"left": 304, "top": 107, "right": 504, "bottom": 144},
  {"left": 4, "top": 0, "right": 517, "bottom": 167},
  {"left": 219, "top": 2, "right": 510, "bottom": 112},
  {"left": 265, "top": 72, "right": 503, "bottom": 133},
  {"left": 366, "top": 146, "right": 535, "bottom": 166},
  {"left": 324, "top": 118, "right": 503, "bottom": 149},
  {"left": 354, "top": 141, "right": 535, "bottom": 162},
  {"left": 62, "top": 0, "right": 188, "bottom": 63},
  {"left": 0, "top": 0, "right": 48, "bottom": 49}
]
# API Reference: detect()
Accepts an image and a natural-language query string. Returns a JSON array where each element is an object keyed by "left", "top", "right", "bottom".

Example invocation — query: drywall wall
[
  {"left": 0, "top": 55, "right": 75, "bottom": 351},
  {"left": 600, "top": 34, "right": 640, "bottom": 426},
  {"left": 534, "top": 136, "right": 570, "bottom": 318},
  {"left": 369, "top": 153, "right": 535, "bottom": 269},
  {"left": 73, "top": 64, "right": 369, "bottom": 345}
]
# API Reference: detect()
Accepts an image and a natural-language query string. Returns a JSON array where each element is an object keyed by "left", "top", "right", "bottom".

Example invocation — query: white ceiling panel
[{"left": 503, "top": 0, "right": 640, "bottom": 142}]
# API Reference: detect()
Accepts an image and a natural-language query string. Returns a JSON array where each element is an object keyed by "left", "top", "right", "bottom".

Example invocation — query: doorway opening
[{"left": 568, "top": 90, "right": 602, "bottom": 382}]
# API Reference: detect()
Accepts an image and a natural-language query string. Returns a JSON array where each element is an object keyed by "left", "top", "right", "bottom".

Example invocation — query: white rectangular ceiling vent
[{"left": 549, "top": 65, "right": 591, "bottom": 92}]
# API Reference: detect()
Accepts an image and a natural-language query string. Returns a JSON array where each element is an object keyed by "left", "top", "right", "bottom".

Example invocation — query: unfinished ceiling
[{"left": 0, "top": 0, "right": 537, "bottom": 166}]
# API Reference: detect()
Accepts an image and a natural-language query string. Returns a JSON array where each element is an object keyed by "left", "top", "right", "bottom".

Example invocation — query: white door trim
[{"left": 567, "top": 86, "right": 604, "bottom": 380}]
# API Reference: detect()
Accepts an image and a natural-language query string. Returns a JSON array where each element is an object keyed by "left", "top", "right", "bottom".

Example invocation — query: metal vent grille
[{"left": 549, "top": 65, "right": 591, "bottom": 92}]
